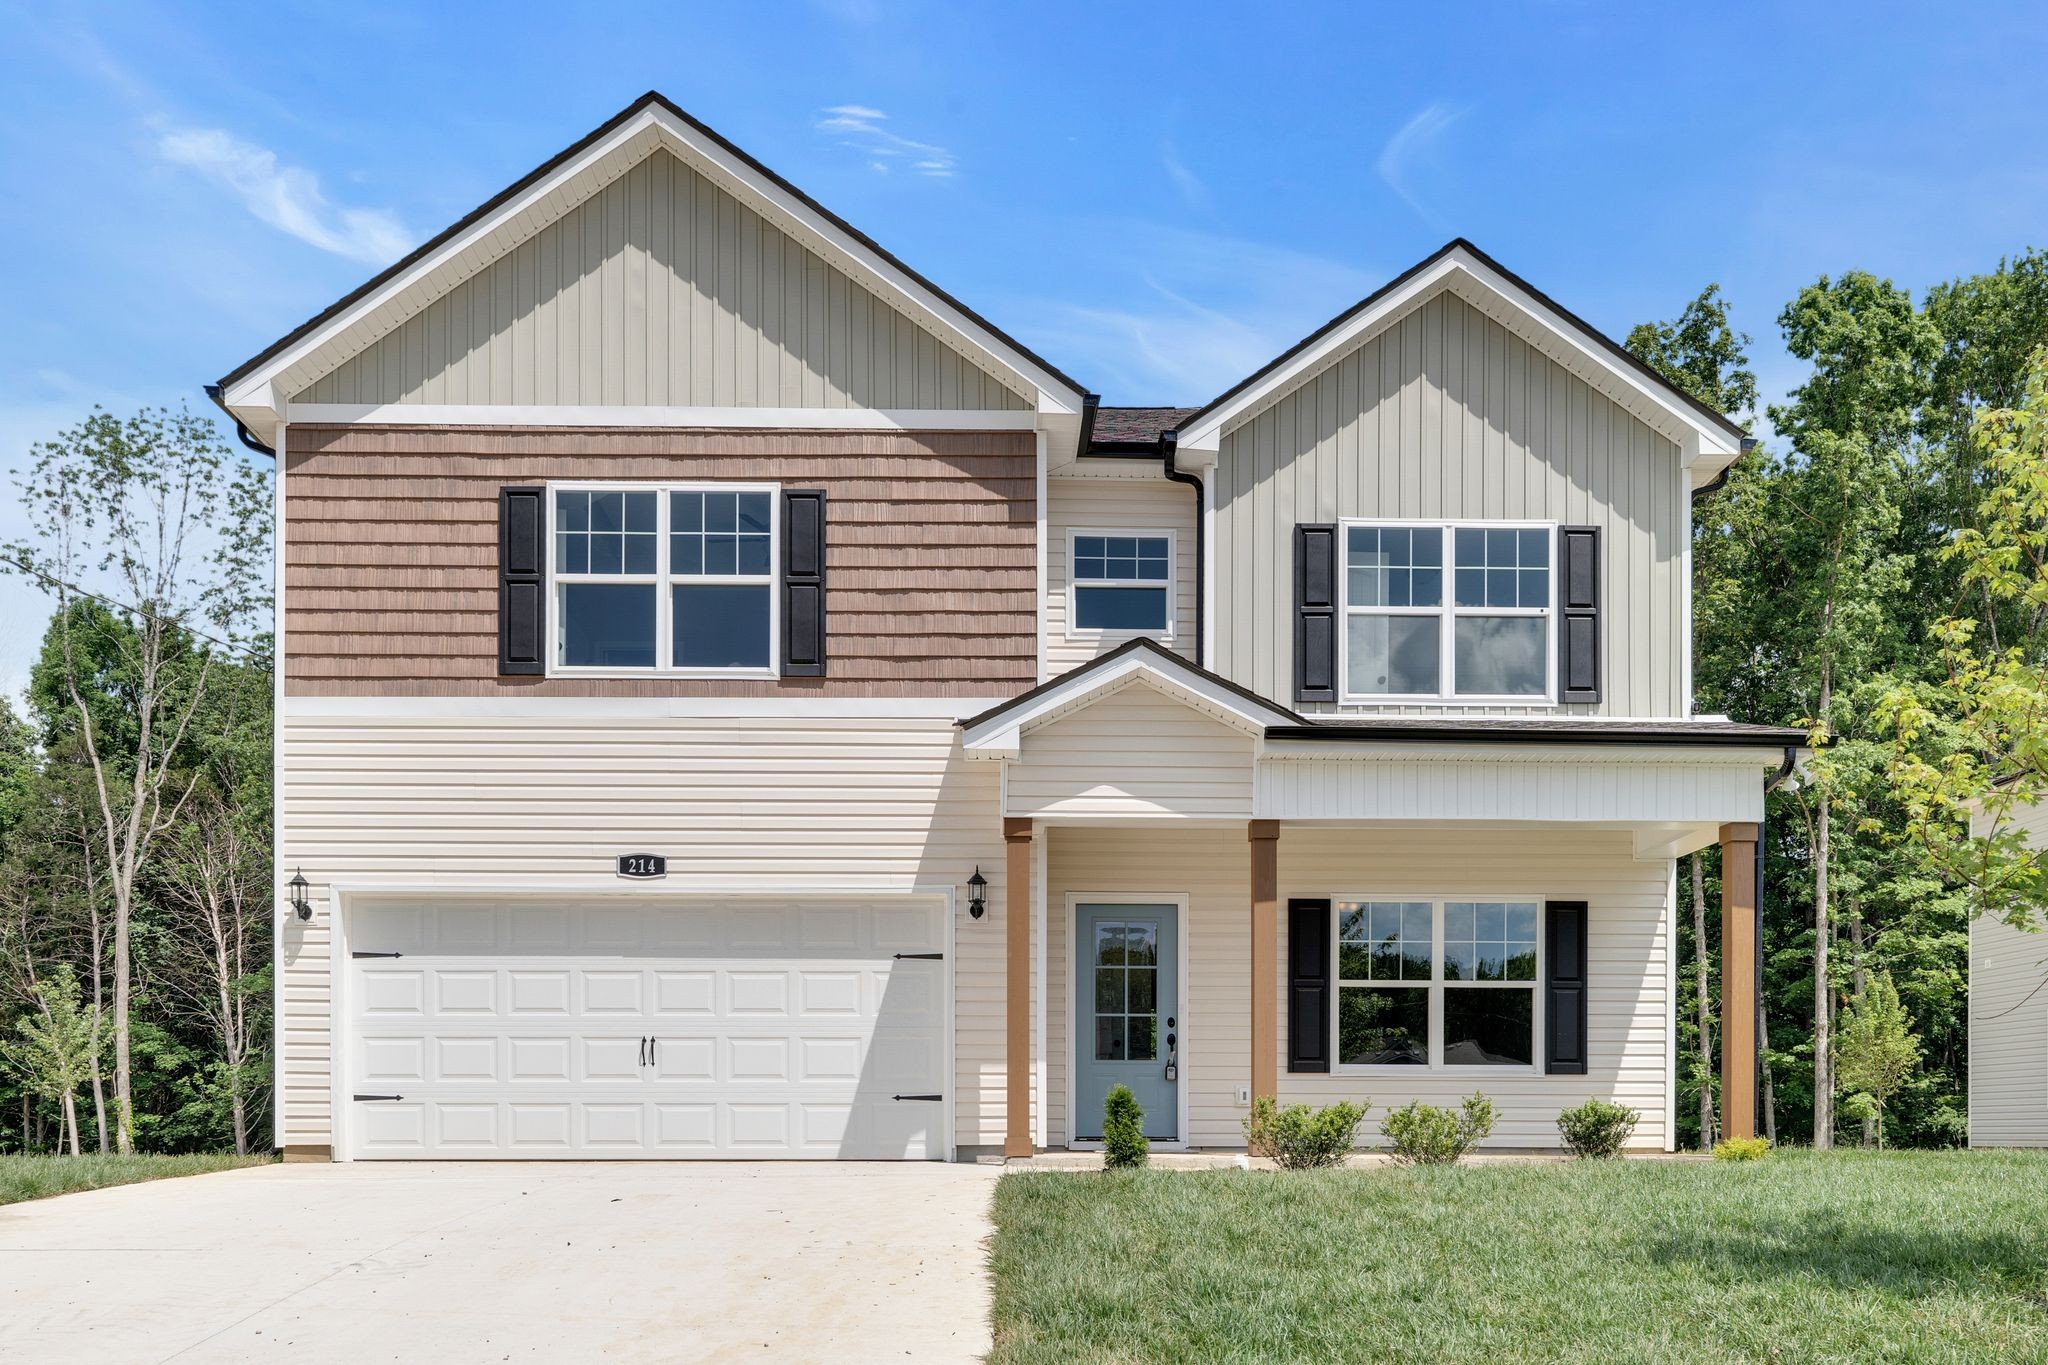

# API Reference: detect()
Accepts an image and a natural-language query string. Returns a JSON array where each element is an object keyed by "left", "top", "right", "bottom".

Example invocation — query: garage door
[{"left": 342, "top": 896, "right": 947, "bottom": 1159}]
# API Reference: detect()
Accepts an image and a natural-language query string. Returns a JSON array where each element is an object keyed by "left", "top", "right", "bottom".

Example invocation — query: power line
[{"left": 0, "top": 551, "right": 273, "bottom": 671}]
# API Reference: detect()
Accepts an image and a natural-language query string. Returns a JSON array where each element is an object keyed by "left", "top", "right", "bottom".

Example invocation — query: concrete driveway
[{"left": 0, "top": 1161, "right": 1001, "bottom": 1364}]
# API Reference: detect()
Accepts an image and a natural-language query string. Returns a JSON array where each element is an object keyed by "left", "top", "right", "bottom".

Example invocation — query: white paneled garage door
[{"left": 341, "top": 896, "right": 947, "bottom": 1160}]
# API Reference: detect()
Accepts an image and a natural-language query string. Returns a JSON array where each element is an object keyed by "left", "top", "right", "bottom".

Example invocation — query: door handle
[
  {"left": 638, "top": 1036, "right": 648, "bottom": 1067},
  {"left": 649, "top": 1037, "right": 658, "bottom": 1069}
]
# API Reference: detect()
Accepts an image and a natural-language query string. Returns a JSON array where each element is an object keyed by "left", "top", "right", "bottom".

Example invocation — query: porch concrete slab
[{"left": 0, "top": 1160, "right": 999, "bottom": 1364}]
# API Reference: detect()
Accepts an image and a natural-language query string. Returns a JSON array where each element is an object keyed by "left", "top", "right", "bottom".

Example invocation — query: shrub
[
  {"left": 1102, "top": 1085, "right": 1148, "bottom": 1168},
  {"left": 1712, "top": 1136, "right": 1770, "bottom": 1162},
  {"left": 1243, "top": 1097, "right": 1368, "bottom": 1169},
  {"left": 1381, "top": 1093, "right": 1496, "bottom": 1165},
  {"left": 1556, "top": 1097, "right": 1639, "bottom": 1158}
]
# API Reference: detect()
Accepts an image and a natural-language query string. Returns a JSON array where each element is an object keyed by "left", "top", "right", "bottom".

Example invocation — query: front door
[{"left": 1074, "top": 903, "right": 1179, "bottom": 1141}]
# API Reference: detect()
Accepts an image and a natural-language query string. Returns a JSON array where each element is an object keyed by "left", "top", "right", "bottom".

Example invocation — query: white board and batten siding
[
  {"left": 294, "top": 149, "right": 1029, "bottom": 412},
  {"left": 1045, "top": 825, "right": 1674, "bottom": 1150},
  {"left": 1212, "top": 289, "right": 1688, "bottom": 718},
  {"left": 1970, "top": 800, "right": 2048, "bottom": 1146},
  {"left": 279, "top": 712, "right": 1022, "bottom": 1154},
  {"left": 1045, "top": 472, "right": 1198, "bottom": 676}
]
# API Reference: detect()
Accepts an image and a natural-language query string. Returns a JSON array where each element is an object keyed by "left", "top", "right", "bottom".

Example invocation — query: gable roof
[
  {"left": 1169, "top": 239, "right": 1746, "bottom": 475},
  {"left": 959, "top": 637, "right": 1306, "bottom": 754},
  {"left": 214, "top": 92, "right": 1089, "bottom": 429}
]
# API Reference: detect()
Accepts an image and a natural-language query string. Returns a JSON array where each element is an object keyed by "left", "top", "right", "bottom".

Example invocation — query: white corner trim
[
  {"left": 1174, "top": 247, "right": 1742, "bottom": 462},
  {"left": 284, "top": 404, "right": 1041, "bottom": 430}
]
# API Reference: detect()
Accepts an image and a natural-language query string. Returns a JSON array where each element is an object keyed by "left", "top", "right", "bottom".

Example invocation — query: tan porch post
[
  {"left": 1719, "top": 821, "right": 1759, "bottom": 1142},
  {"left": 1249, "top": 820, "right": 1280, "bottom": 1104},
  {"left": 1004, "top": 817, "right": 1035, "bottom": 1158}
]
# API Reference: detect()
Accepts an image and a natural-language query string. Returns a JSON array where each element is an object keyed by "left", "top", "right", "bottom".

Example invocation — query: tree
[
  {"left": 4, "top": 965, "right": 99, "bottom": 1156},
  {"left": 1768, "top": 273, "right": 1938, "bottom": 1148},
  {"left": 3, "top": 407, "right": 270, "bottom": 1153},
  {"left": 1624, "top": 282, "right": 1760, "bottom": 424},
  {"left": 1833, "top": 972, "right": 1921, "bottom": 1147}
]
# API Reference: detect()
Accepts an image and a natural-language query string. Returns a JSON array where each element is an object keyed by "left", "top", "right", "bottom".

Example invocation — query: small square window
[{"left": 1071, "top": 531, "right": 1172, "bottom": 635}]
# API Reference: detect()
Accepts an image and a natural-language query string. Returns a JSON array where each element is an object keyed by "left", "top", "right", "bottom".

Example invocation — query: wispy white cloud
[
  {"left": 1003, "top": 222, "right": 1381, "bottom": 401},
  {"left": 815, "top": 105, "right": 956, "bottom": 178},
  {"left": 1160, "top": 140, "right": 1212, "bottom": 213},
  {"left": 155, "top": 124, "right": 414, "bottom": 264},
  {"left": 1376, "top": 101, "right": 1469, "bottom": 224}
]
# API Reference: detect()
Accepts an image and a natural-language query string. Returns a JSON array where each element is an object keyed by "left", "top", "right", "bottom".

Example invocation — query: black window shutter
[
  {"left": 1294, "top": 524, "right": 1337, "bottom": 702},
  {"left": 1544, "top": 900, "right": 1589, "bottom": 1075},
  {"left": 782, "top": 489, "right": 827, "bottom": 677},
  {"left": 498, "top": 486, "right": 545, "bottom": 676},
  {"left": 1558, "top": 526, "right": 1600, "bottom": 704},
  {"left": 1287, "top": 898, "right": 1333, "bottom": 1072}
]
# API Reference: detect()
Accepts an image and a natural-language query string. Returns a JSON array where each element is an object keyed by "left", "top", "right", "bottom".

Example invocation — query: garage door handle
[
  {"left": 353, "top": 1093, "right": 404, "bottom": 1102},
  {"left": 891, "top": 1093, "right": 943, "bottom": 1102},
  {"left": 351, "top": 950, "right": 403, "bottom": 959},
  {"left": 893, "top": 952, "right": 943, "bottom": 960}
]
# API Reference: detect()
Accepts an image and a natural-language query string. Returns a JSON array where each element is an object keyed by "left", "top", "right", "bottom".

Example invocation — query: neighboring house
[
  {"left": 212, "top": 92, "right": 1803, "bottom": 1162},
  {"left": 1970, "top": 798, "right": 2048, "bottom": 1146}
]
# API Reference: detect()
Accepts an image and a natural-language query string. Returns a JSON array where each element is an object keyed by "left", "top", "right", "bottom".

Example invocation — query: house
[
  {"left": 212, "top": 92, "right": 1804, "bottom": 1162},
  {"left": 1969, "top": 798, "right": 2048, "bottom": 1146}
]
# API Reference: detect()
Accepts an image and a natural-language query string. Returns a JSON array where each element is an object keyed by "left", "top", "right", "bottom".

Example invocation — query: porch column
[
  {"left": 1719, "top": 821, "right": 1759, "bottom": 1142},
  {"left": 1249, "top": 819, "right": 1280, "bottom": 1104},
  {"left": 1004, "top": 817, "right": 1035, "bottom": 1158}
]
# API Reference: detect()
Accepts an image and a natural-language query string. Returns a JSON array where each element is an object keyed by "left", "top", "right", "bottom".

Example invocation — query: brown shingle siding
[{"left": 283, "top": 424, "right": 1036, "bottom": 697}]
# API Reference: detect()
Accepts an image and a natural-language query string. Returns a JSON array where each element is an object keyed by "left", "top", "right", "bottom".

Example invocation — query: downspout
[
  {"left": 1159, "top": 429, "right": 1203, "bottom": 667},
  {"left": 204, "top": 383, "right": 278, "bottom": 458}
]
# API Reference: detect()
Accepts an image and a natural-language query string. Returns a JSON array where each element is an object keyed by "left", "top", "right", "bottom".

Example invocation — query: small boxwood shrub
[
  {"left": 1381, "top": 1093, "right": 1496, "bottom": 1165},
  {"left": 1713, "top": 1135, "right": 1770, "bottom": 1162},
  {"left": 1556, "top": 1097, "right": 1639, "bottom": 1158},
  {"left": 1243, "top": 1097, "right": 1368, "bottom": 1169},
  {"left": 1102, "top": 1084, "right": 1148, "bottom": 1168}
]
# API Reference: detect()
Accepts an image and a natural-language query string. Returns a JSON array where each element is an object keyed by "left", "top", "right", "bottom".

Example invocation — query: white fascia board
[
  {"left": 228, "top": 104, "right": 1082, "bottom": 419},
  {"left": 1258, "top": 739, "right": 1793, "bottom": 767},
  {"left": 961, "top": 652, "right": 1299, "bottom": 753},
  {"left": 1175, "top": 247, "right": 1741, "bottom": 462},
  {"left": 285, "top": 695, "right": 991, "bottom": 719},
  {"left": 284, "top": 403, "right": 1039, "bottom": 430}
]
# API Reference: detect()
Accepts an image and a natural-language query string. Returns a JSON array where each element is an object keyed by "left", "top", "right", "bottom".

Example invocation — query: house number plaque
[{"left": 616, "top": 853, "right": 667, "bottom": 879}]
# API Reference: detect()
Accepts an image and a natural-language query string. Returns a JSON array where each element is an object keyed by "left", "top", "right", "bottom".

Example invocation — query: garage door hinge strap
[
  {"left": 891, "top": 1093, "right": 943, "bottom": 1102},
  {"left": 351, "top": 950, "right": 403, "bottom": 959},
  {"left": 353, "top": 1093, "right": 404, "bottom": 1102},
  {"left": 893, "top": 952, "right": 943, "bottom": 960}
]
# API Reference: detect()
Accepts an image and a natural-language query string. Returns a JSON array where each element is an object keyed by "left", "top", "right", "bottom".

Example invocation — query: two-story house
[{"left": 213, "top": 93, "right": 1802, "bottom": 1162}]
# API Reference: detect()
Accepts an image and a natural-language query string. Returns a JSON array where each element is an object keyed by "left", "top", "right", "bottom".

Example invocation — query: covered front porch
[{"left": 963, "top": 641, "right": 1796, "bottom": 1158}]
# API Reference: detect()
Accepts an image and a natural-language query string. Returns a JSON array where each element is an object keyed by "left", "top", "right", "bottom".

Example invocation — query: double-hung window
[
  {"left": 1341, "top": 522, "right": 1553, "bottom": 701},
  {"left": 1068, "top": 529, "right": 1173, "bottom": 636},
  {"left": 551, "top": 484, "right": 778, "bottom": 675},
  {"left": 1334, "top": 898, "right": 1541, "bottom": 1069}
]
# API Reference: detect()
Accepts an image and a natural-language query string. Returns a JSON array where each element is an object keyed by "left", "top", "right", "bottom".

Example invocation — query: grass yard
[
  {"left": 989, "top": 1151, "right": 2048, "bottom": 1364},
  {"left": 0, "top": 1152, "right": 272, "bottom": 1207}
]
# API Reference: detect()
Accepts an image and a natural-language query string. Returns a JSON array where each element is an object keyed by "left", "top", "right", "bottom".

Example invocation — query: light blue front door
[{"left": 1074, "top": 903, "right": 1179, "bottom": 1141}]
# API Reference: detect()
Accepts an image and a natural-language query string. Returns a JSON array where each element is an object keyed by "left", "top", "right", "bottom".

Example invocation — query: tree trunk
[
  {"left": 1760, "top": 993, "right": 1779, "bottom": 1145},
  {"left": 1813, "top": 795, "right": 1833, "bottom": 1151},
  {"left": 88, "top": 907, "right": 109, "bottom": 1155},
  {"left": 1848, "top": 906, "right": 1875, "bottom": 1148},
  {"left": 61, "top": 1092, "right": 80, "bottom": 1157},
  {"left": 1691, "top": 854, "right": 1717, "bottom": 1150},
  {"left": 113, "top": 897, "right": 133, "bottom": 1153}
]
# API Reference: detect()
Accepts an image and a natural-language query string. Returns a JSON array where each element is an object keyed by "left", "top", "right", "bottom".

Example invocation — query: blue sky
[{"left": 1, "top": 1, "right": 2046, "bottom": 697}]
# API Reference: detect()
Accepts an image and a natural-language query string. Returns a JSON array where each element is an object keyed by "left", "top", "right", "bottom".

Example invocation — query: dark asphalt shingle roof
[{"left": 1091, "top": 406, "right": 1200, "bottom": 446}]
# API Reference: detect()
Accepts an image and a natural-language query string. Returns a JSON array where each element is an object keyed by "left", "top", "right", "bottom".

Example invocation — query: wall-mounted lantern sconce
[
  {"left": 966, "top": 867, "right": 988, "bottom": 920},
  {"left": 287, "top": 869, "right": 312, "bottom": 922}
]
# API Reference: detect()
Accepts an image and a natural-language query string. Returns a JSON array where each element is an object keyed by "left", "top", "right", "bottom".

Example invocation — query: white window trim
[
  {"left": 545, "top": 480, "right": 782, "bottom": 680},
  {"left": 1336, "top": 518, "right": 1557, "bottom": 706},
  {"left": 1064, "top": 526, "right": 1176, "bottom": 642},
  {"left": 1329, "top": 894, "right": 1546, "bottom": 1077}
]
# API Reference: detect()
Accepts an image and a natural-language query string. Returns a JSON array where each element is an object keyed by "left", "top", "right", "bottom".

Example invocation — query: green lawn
[
  {"left": 989, "top": 1151, "right": 2048, "bottom": 1364},
  {"left": 0, "top": 1152, "right": 273, "bottom": 1206}
]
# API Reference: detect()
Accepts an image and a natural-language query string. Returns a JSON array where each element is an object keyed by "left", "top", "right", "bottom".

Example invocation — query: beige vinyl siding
[
  {"left": 1004, "top": 683, "right": 1256, "bottom": 820},
  {"left": 283, "top": 425, "right": 1036, "bottom": 696},
  {"left": 1046, "top": 825, "right": 1672, "bottom": 1149},
  {"left": 1213, "top": 289, "right": 1686, "bottom": 718},
  {"left": 277, "top": 711, "right": 1018, "bottom": 1151},
  {"left": 1045, "top": 473, "right": 1197, "bottom": 674},
  {"left": 1972, "top": 911, "right": 2048, "bottom": 1146},
  {"left": 294, "top": 150, "right": 1029, "bottom": 411}
]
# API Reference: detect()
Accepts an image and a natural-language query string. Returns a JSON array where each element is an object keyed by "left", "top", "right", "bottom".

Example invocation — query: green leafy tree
[
  {"left": 1833, "top": 973, "right": 1921, "bottom": 1147},
  {"left": 4, "top": 965, "right": 99, "bottom": 1156}
]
